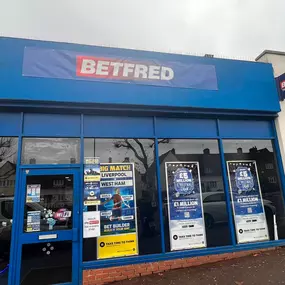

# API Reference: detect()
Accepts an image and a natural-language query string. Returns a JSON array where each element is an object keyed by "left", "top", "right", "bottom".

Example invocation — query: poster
[
  {"left": 84, "top": 157, "right": 100, "bottom": 206},
  {"left": 227, "top": 160, "right": 269, "bottom": 244},
  {"left": 26, "top": 184, "right": 41, "bottom": 203},
  {"left": 97, "top": 233, "right": 138, "bottom": 259},
  {"left": 97, "top": 163, "right": 138, "bottom": 259},
  {"left": 166, "top": 162, "right": 206, "bottom": 251},
  {"left": 26, "top": 211, "right": 41, "bottom": 232},
  {"left": 83, "top": 211, "right": 101, "bottom": 238}
]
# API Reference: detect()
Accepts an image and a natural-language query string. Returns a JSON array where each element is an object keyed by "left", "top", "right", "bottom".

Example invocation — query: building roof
[{"left": 256, "top": 50, "right": 285, "bottom": 61}]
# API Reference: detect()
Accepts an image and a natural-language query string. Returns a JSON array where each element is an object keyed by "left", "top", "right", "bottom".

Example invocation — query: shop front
[{"left": 0, "top": 37, "right": 284, "bottom": 285}]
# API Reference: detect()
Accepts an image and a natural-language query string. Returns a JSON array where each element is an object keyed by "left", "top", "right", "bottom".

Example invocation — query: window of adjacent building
[
  {"left": 21, "top": 138, "right": 80, "bottom": 164},
  {"left": 0, "top": 137, "right": 18, "bottom": 279},
  {"left": 158, "top": 139, "right": 232, "bottom": 250},
  {"left": 223, "top": 140, "right": 285, "bottom": 241},
  {"left": 83, "top": 138, "right": 161, "bottom": 261}
]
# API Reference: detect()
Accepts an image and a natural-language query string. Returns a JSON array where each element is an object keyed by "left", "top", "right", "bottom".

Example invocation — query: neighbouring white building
[{"left": 256, "top": 50, "right": 285, "bottom": 166}]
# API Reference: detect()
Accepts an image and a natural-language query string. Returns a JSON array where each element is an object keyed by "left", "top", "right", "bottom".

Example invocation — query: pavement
[{"left": 114, "top": 247, "right": 285, "bottom": 285}]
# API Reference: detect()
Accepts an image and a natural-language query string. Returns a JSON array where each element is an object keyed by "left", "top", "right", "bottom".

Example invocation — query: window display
[
  {"left": 159, "top": 139, "right": 232, "bottom": 250},
  {"left": 227, "top": 160, "right": 269, "bottom": 243},
  {"left": 83, "top": 138, "right": 161, "bottom": 261},
  {"left": 165, "top": 162, "right": 206, "bottom": 251},
  {"left": 223, "top": 140, "right": 285, "bottom": 241}
]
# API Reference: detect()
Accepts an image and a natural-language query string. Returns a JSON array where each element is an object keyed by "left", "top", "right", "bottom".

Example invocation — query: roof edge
[{"left": 256, "top": 50, "right": 285, "bottom": 61}]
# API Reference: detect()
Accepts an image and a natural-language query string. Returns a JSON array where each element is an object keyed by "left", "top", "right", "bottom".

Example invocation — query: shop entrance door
[{"left": 15, "top": 169, "right": 80, "bottom": 285}]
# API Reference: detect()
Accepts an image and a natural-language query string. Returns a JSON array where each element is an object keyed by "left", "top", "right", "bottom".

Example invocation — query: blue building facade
[{"left": 0, "top": 37, "right": 284, "bottom": 285}]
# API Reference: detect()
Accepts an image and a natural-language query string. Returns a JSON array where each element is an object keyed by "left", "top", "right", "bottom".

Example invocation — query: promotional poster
[
  {"left": 97, "top": 233, "right": 138, "bottom": 259},
  {"left": 97, "top": 163, "right": 138, "bottom": 259},
  {"left": 84, "top": 157, "right": 101, "bottom": 206},
  {"left": 26, "top": 184, "right": 41, "bottom": 203},
  {"left": 83, "top": 211, "right": 101, "bottom": 238},
  {"left": 165, "top": 162, "right": 206, "bottom": 251},
  {"left": 227, "top": 160, "right": 269, "bottom": 244},
  {"left": 26, "top": 211, "right": 41, "bottom": 232}
]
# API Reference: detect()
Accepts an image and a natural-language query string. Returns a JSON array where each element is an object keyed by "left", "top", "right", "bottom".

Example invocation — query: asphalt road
[{"left": 114, "top": 247, "right": 285, "bottom": 285}]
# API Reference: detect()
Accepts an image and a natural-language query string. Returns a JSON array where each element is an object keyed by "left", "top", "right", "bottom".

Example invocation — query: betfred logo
[
  {"left": 76, "top": 56, "right": 174, "bottom": 81},
  {"left": 281, "top": 80, "right": 285, "bottom": 91}
]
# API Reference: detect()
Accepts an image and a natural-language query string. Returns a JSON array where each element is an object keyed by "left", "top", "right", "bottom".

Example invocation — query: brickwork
[{"left": 83, "top": 248, "right": 275, "bottom": 285}]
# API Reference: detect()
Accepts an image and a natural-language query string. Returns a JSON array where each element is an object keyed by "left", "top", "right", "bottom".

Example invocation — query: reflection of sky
[
  {"left": 158, "top": 139, "right": 273, "bottom": 155},
  {"left": 22, "top": 138, "right": 80, "bottom": 164},
  {"left": 159, "top": 139, "right": 220, "bottom": 155},
  {"left": 84, "top": 139, "right": 154, "bottom": 172}
]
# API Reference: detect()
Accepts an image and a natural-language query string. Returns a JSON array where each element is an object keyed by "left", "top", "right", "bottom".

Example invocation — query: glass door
[{"left": 15, "top": 169, "right": 79, "bottom": 285}]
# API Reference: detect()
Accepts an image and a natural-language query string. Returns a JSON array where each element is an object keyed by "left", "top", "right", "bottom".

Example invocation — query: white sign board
[{"left": 83, "top": 211, "right": 100, "bottom": 238}]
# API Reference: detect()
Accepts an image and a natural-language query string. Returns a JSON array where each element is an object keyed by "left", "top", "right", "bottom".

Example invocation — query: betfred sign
[
  {"left": 276, "top": 73, "right": 285, "bottom": 101},
  {"left": 77, "top": 56, "right": 174, "bottom": 81},
  {"left": 281, "top": 80, "right": 285, "bottom": 91},
  {"left": 23, "top": 47, "right": 218, "bottom": 90}
]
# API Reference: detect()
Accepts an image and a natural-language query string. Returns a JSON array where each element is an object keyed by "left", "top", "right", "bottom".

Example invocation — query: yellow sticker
[
  {"left": 84, "top": 175, "right": 100, "bottom": 182},
  {"left": 97, "top": 233, "right": 138, "bottom": 259}
]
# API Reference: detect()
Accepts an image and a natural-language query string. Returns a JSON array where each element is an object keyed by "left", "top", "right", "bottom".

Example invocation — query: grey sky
[{"left": 0, "top": 0, "right": 284, "bottom": 59}]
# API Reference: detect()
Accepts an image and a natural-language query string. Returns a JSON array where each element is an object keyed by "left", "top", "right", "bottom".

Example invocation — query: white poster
[
  {"left": 83, "top": 211, "right": 101, "bottom": 238},
  {"left": 26, "top": 184, "right": 41, "bottom": 203},
  {"left": 165, "top": 162, "right": 206, "bottom": 251},
  {"left": 227, "top": 160, "right": 269, "bottom": 244}
]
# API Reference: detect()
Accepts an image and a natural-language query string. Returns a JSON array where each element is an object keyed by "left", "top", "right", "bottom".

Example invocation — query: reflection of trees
[
  {"left": 0, "top": 138, "right": 16, "bottom": 163},
  {"left": 114, "top": 139, "right": 169, "bottom": 188},
  {"left": 0, "top": 137, "right": 17, "bottom": 180}
]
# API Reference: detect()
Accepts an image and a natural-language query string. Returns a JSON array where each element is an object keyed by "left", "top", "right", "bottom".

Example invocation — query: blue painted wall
[{"left": 0, "top": 37, "right": 280, "bottom": 112}]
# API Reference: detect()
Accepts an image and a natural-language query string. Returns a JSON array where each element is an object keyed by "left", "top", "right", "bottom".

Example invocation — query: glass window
[
  {"left": 204, "top": 193, "right": 225, "bottom": 203},
  {"left": 1, "top": 201, "right": 14, "bottom": 219},
  {"left": 223, "top": 140, "right": 285, "bottom": 241},
  {"left": 21, "top": 138, "right": 80, "bottom": 165},
  {"left": 158, "top": 139, "right": 232, "bottom": 251},
  {"left": 83, "top": 138, "right": 161, "bottom": 261},
  {"left": 23, "top": 175, "right": 73, "bottom": 233},
  {"left": 0, "top": 137, "right": 18, "bottom": 283}
]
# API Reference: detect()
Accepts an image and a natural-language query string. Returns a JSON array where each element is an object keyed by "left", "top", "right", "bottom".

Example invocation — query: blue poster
[
  {"left": 26, "top": 184, "right": 41, "bottom": 203},
  {"left": 99, "top": 163, "right": 137, "bottom": 236},
  {"left": 166, "top": 162, "right": 206, "bottom": 251},
  {"left": 84, "top": 157, "right": 100, "bottom": 206},
  {"left": 26, "top": 211, "right": 41, "bottom": 232},
  {"left": 227, "top": 161, "right": 269, "bottom": 243}
]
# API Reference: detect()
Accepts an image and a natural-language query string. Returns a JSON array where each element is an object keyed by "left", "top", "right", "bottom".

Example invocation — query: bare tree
[
  {"left": 0, "top": 137, "right": 17, "bottom": 180},
  {"left": 0, "top": 137, "right": 17, "bottom": 162},
  {"left": 113, "top": 139, "right": 170, "bottom": 190}
]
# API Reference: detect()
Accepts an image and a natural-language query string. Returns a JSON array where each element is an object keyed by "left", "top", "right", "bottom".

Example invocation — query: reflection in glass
[
  {"left": 223, "top": 140, "right": 285, "bottom": 240},
  {"left": 21, "top": 138, "right": 80, "bottom": 165},
  {"left": 23, "top": 175, "right": 73, "bottom": 233},
  {"left": 158, "top": 139, "right": 232, "bottom": 250},
  {"left": 20, "top": 241, "right": 72, "bottom": 285},
  {"left": 0, "top": 137, "right": 18, "bottom": 285},
  {"left": 83, "top": 138, "right": 161, "bottom": 261}
]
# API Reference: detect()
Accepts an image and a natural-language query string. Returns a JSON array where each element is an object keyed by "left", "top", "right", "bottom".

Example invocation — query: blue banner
[
  {"left": 99, "top": 163, "right": 137, "bottom": 236},
  {"left": 227, "top": 161, "right": 269, "bottom": 243},
  {"left": 166, "top": 162, "right": 206, "bottom": 251},
  {"left": 84, "top": 157, "right": 100, "bottom": 206},
  {"left": 23, "top": 47, "right": 218, "bottom": 90}
]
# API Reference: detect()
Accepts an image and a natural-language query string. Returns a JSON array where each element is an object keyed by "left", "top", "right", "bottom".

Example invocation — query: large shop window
[
  {"left": 83, "top": 138, "right": 161, "bottom": 261},
  {"left": 158, "top": 139, "right": 231, "bottom": 252},
  {"left": 21, "top": 138, "right": 80, "bottom": 165},
  {"left": 0, "top": 137, "right": 18, "bottom": 284},
  {"left": 223, "top": 140, "right": 285, "bottom": 243}
]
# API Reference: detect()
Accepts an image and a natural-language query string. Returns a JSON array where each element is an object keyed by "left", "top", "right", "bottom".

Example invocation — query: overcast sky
[{"left": 0, "top": 0, "right": 284, "bottom": 59}]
